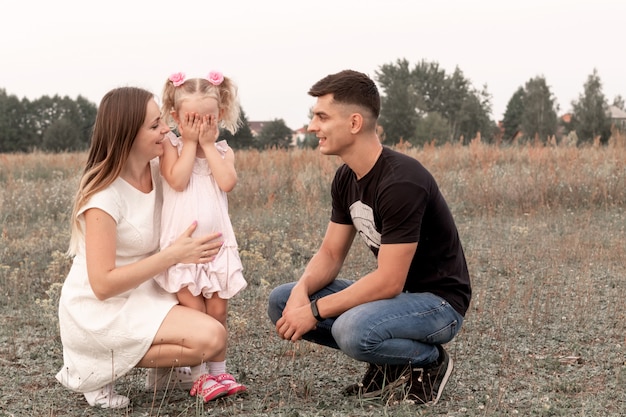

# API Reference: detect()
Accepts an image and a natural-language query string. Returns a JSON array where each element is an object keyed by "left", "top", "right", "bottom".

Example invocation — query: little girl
[{"left": 155, "top": 71, "right": 247, "bottom": 402}]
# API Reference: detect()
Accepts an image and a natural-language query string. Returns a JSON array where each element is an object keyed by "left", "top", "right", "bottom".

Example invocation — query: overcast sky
[{"left": 2, "top": 0, "right": 624, "bottom": 130}]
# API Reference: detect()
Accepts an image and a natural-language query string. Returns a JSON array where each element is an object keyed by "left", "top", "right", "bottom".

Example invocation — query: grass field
[{"left": 0, "top": 138, "right": 625, "bottom": 416}]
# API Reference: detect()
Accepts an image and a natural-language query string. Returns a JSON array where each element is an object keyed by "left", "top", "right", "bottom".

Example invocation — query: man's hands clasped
[{"left": 275, "top": 288, "right": 318, "bottom": 342}]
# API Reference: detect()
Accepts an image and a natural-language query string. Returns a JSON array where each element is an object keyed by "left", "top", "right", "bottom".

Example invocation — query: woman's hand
[
  {"left": 170, "top": 221, "right": 223, "bottom": 264},
  {"left": 85, "top": 212, "right": 223, "bottom": 300}
]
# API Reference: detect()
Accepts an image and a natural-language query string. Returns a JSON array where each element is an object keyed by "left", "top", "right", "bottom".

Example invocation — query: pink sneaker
[
  {"left": 190, "top": 374, "right": 228, "bottom": 402},
  {"left": 215, "top": 373, "right": 247, "bottom": 396}
]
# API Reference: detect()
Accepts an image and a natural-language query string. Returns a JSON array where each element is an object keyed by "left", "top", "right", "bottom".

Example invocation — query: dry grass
[{"left": 1, "top": 138, "right": 625, "bottom": 416}]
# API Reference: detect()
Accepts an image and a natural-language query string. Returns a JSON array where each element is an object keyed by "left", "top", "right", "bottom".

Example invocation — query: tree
[
  {"left": 439, "top": 67, "right": 471, "bottom": 142},
  {"left": 376, "top": 59, "right": 494, "bottom": 145},
  {"left": 0, "top": 89, "right": 30, "bottom": 152},
  {"left": 42, "top": 118, "right": 83, "bottom": 151},
  {"left": 520, "top": 76, "right": 558, "bottom": 142},
  {"left": 501, "top": 87, "right": 525, "bottom": 141},
  {"left": 221, "top": 107, "right": 257, "bottom": 149},
  {"left": 414, "top": 112, "right": 449, "bottom": 145},
  {"left": 256, "top": 119, "right": 293, "bottom": 149},
  {"left": 0, "top": 90, "right": 97, "bottom": 152},
  {"left": 457, "top": 85, "right": 494, "bottom": 144},
  {"left": 412, "top": 60, "right": 448, "bottom": 115},
  {"left": 73, "top": 96, "right": 98, "bottom": 147},
  {"left": 571, "top": 69, "right": 611, "bottom": 144},
  {"left": 376, "top": 59, "right": 420, "bottom": 144}
]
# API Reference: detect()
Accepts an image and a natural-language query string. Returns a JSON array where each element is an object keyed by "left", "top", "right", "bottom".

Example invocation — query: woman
[{"left": 56, "top": 86, "right": 227, "bottom": 408}]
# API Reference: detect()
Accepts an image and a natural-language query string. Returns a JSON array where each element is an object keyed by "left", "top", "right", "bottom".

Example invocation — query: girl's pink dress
[{"left": 154, "top": 133, "right": 246, "bottom": 299}]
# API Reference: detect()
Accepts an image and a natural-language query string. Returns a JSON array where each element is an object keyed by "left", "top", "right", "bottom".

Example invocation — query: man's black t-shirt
[{"left": 330, "top": 147, "right": 471, "bottom": 316}]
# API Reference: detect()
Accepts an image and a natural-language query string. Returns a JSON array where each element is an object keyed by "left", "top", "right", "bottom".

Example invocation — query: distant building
[
  {"left": 608, "top": 105, "right": 626, "bottom": 131},
  {"left": 248, "top": 121, "right": 306, "bottom": 147},
  {"left": 561, "top": 107, "right": 626, "bottom": 131},
  {"left": 291, "top": 127, "right": 307, "bottom": 146}
]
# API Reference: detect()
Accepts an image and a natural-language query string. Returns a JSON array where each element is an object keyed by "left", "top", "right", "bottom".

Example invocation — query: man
[{"left": 267, "top": 70, "right": 471, "bottom": 405}]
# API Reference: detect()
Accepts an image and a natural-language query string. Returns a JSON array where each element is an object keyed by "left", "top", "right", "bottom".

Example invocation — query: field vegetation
[{"left": 1, "top": 136, "right": 624, "bottom": 416}]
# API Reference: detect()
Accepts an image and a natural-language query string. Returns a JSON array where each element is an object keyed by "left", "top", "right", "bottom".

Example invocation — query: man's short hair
[{"left": 308, "top": 70, "right": 380, "bottom": 119}]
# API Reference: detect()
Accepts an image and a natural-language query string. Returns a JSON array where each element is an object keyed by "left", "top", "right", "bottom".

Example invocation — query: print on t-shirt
[{"left": 349, "top": 201, "right": 381, "bottom": 249}]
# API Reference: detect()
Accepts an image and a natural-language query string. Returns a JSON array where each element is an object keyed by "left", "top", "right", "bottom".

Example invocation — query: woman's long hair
[{"left": 67, "top": 87, "right": 153, "bottom": 255}]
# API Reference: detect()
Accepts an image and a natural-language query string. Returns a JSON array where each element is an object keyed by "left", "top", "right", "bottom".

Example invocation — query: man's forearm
[{"left": 296, "top": 250, "right": 342, "bottom": 296}]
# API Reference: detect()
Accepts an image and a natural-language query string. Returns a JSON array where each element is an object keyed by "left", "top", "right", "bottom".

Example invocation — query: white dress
[
  {"left": 154, "top": 133, "right": 246, "bottom": 299},
  {"left": 56, "top": 159, "right": 178, "bottom": 393}
]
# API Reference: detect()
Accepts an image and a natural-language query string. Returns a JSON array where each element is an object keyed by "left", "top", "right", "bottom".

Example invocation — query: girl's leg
[
  {"left": 204, "top": 296, "right": 228, "bottom": 362},
  {"left": 204, "top": 296, "right": 247, "bottom": 395},
  {"left": 205, "top": 296, "right": 228, "bottom": 327},
  {"left": 177, "top": 287, "right": 206, "bottom": 313},
  {"left": 140, "top": 305, "right": 230, "bottom": 402}
]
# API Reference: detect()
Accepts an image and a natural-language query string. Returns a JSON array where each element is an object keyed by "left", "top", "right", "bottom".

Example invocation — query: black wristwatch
[{"left": 310, "top": 299, "right": 324, "bottom": 321}]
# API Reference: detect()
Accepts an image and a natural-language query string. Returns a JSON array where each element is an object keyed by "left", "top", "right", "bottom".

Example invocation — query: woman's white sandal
[
  {"left": 83, "top": 383, "right": 130, "bottom": 409},
  {"left": 145, "top": 366, "right": 194, "bottom": 390}
]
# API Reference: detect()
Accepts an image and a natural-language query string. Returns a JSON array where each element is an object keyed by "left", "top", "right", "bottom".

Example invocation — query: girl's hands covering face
[
  {"left": 198, "top": 114, "right": 219, "bottom": 146},
  {"left": 179, "top": 112, "right": 203, "bottom": 144}
]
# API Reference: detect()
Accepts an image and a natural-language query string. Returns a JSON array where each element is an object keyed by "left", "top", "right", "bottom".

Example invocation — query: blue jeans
[{"left": 268, "top": 279, "right": 464, "bottom": 367}]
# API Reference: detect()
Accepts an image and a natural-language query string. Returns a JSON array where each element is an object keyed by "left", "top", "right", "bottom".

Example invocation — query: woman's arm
[{"left": 84, "top": 208, "right": 222, "bottom": 300}]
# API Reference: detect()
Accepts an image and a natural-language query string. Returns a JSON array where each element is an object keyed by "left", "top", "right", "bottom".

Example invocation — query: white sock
[
  {"left": 190, "top": 363, "right": 207, "bottom": 380},
  {"left": 209, "top": 361, "right": 226, "bottom": 376}
]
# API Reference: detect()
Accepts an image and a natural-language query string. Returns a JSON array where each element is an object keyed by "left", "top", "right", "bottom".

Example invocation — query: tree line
[
  {"left": 0, "top": 89, "right": 297, "bottom": 153},
  {"left": 376, "top": 59, "right": 624, "bottom": 146},
  {"left": 0, "top": 90, "right": 97, "bottom": 152},
  {"left": 500, "top": 68, "right": 623, "bottom": 145},
  {"left": 1, "top": 60, "right": 622, "bottom": 153}
]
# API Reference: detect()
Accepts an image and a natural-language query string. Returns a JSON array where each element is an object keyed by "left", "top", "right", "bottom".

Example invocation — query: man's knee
[
  {"left": 331, "top": 313, "right": 367, "bottom": 357},
  {"left": 267, "top": 282, "right": 294, "bottom": 324}
]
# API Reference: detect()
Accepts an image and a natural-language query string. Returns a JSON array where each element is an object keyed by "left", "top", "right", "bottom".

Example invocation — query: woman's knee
[
  {"left": 204, "top": 319, "right": 227, "bottom": 347},
  {"left": 172, "top": 308, "right": 227, "bottom": 356},
  {"left": 194, "top": 319, "right": 227, "bottom": 357}
]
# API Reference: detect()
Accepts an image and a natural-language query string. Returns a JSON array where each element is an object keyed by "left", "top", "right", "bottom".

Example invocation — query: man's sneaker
[
  {"left": 145, "top": 366, "right": 195, "bottom": 391},
  {"left": 343, "top": 362, "right": 409, "bottom": 398},
  {"left": 407, "top": 346, "right": 453, "bottom": 405}
]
